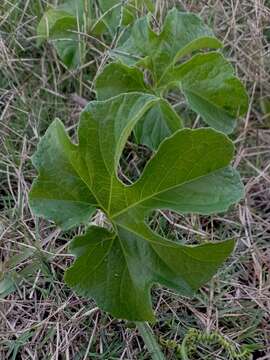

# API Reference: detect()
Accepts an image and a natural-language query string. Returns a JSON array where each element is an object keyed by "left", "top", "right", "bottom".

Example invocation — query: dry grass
[{"left": 0, "top": 0, "right": 270, "bottom": 359}]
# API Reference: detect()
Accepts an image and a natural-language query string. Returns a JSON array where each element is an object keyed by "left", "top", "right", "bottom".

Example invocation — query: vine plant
[{"left": 31, "top": 4, "right": 248, "bottom": 359}]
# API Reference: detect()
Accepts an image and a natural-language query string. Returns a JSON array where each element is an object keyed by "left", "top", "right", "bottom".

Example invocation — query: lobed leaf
[
  {"left": 96, "top": 55, "right": 248, "bottom": 136},
  {"left": 30, "top": 93, "right": 244, "bottom": 321},
  {"left": 65, "top": 226, "right": 235, "bottom": 321}
]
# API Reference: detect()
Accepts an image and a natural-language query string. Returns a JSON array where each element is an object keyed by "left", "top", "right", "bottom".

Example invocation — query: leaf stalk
[{"left": 136, "top": 322, "right": 165, "bottom": 360}]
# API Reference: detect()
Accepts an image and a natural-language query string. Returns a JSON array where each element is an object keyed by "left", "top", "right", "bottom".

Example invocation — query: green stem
[
  {"left": 180, "top": 335, "right": 190, "bottom": 360},
  {"left": 136, "top": 322, "right": 165, "bottom": 360}
]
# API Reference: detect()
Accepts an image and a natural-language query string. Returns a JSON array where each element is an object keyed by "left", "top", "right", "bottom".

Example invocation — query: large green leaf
[
  {"left": 30, "top": 93, "right": 244, "bottom": 321},
  {"left": 112, "top": 8, "right": 222, "bottom": 82}
]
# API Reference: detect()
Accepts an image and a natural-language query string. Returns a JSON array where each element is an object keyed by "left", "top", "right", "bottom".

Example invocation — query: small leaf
[
  {"left": 37, "top": 9, "right": 77, "bottom": 45},
  {"left": 37, "top": 0, "right": 142, "bottom": 67},
  {"left": 29, "top": 93, "right": 243, "bottom": 320},
  {"left": 161, "top": 52, "right": 249, "bottom": 133},
  {"left": 53, "top": 36, "right": 85, "bottom": 69},
  {"left": 122, "top": 0, "right": 155, "bottom": 26},
  {"left": 93, "top": 0, "right": 145, "bottom": 35},
  {"left": 37, "top": 1, "right": 92, "bottom": 68},
  {"left": 91, "top": 0, "right": 120, "bottom": 36},
  {"left": 96, "top": 62, "right": 151, "bottom": 100},
  {"left": 0, "top": 274, "right": 16, "bottom": 298}
]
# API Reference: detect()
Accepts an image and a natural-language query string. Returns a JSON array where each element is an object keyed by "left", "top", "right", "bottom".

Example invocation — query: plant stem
[{"left": 136, "top": 322, "right": 165, "bottom": 360}]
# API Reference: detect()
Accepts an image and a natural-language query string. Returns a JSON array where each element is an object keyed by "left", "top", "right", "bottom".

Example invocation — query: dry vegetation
[{"left": 0, "top": 0, "right": 270, "bottom": 359}]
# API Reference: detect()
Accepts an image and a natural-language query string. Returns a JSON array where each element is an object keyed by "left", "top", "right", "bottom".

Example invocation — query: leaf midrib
[
  {"left": 116, "top": 222, "right": 228, "bottom": 264},
  {"left": 105, "top": 95, "right": 160, "bottom": 213},
  {"left": 111, "top": 165, "right": 231, "bottom": 220},
  {"left": 182, "top": 84, "right": 240, "bottom": 118},
  {"left": 156, "top": 36, "right": 221, "bottom": 88}
]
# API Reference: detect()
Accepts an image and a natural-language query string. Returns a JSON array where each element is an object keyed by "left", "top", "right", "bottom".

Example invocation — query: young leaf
[
  {"left": 37, "top": 9, "right": 77, "bottom": 46},
  {"left": 93, "top": 0, "right": 122, "bottom": 35},
  {"left": 37, "top": 3, "right": 89, "bottom": 68},
  {"left": 112, "top": 9, "right": 222, "bottom": 81},
  {"left": 96, "top": 0, "right": 153, "bottom": 33},
  {"left": 96, "top": 62, "right": 151, "bottom": 100},
  {"left": 162, "top": 52, "right": 249, "bottom": 133},
  {"left": 37, "top": 0, "right": 110, "bottom": 67},
  {"left": 96, "top": 54, "right": 247, "bottom": 137},
  {"left": 30, "top": 93, "right": 244, "bottom": 321},
  {"left": 37, "top": 0, "right": 146, "bottom": 67}
]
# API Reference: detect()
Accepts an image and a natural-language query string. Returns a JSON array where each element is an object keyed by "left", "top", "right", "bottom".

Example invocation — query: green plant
[
  {"left": 160, "top": 328, "right": 254, "bottom": 359},
  {"left": 37, "top": 0, "right": 154, "bottom": 68},
  {"left": 96, "top": 9, "right": 248, "bottom": 149},
  {"left": 180, "top": 328, "right": 254, "bottom": 359},
  {"left": 29, "top": 92, "right": 244, "bottom": 321},
  {"left": 30, "top": 6, "right": 248, "bottom": 358}
]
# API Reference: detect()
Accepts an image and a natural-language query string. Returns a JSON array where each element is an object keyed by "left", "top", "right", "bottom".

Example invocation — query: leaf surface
[
  {"left": 65, "top": 225, "right": 235, "bottom": 321},
  {"left": 29, "top": 120, "right": 97, "bottom": 230},
  {"left": 96, "top": 0, "right": 154, "bottom": 32},
  {"left": 96, "top": 62, "right": 150, "bottom": 100},
  {"left": 133, "top": 101, "right": 183, "bottom": 150},
  {"left": 29, "top": 93, "right": 243, "bottom": 320},
  {"left": 37, "top": 9, "right": 77, "bottom": 45}
]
